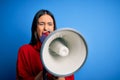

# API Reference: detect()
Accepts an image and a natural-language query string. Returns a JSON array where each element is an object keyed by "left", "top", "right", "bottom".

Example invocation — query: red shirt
[{"left": 16, "top": 42, "right": 74, "bottom": 80}]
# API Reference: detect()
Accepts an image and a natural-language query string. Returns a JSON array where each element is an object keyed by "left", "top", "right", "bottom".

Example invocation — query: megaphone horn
[{"left": 41, "top": 28, "right": 88, "bottom": 77}]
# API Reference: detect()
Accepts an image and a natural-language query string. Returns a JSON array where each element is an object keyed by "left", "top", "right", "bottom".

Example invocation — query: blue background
[{"left": 0, "top": 0, "right": 120, "bottom": 80}]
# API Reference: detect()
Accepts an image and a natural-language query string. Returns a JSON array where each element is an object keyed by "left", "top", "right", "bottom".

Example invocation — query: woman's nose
[
  {"left": 44, "top": 27, "right": 47, "bottom": 31},
  {"left": 44, "top": 25, "right": 48, "bottom": 31}
]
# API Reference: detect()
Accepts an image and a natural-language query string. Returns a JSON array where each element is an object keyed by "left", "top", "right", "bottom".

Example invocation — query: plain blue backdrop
[{"left": 0, "top": 0, "right": 120, "bottom": 80}]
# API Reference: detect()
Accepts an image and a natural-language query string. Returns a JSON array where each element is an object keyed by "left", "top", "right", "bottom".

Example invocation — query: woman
[{"left": 16, "top": 9, "right": 74, "bottom": 80}]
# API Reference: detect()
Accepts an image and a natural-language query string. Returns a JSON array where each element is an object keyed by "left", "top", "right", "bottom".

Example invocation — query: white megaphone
[{"left": 40, "top": 28, "right": 88, "bottom": 77}]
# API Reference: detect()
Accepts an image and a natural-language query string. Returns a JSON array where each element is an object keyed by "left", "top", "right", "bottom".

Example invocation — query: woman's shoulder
[{"left": 18, "top": 44, "right": 33, "bottom": 51}]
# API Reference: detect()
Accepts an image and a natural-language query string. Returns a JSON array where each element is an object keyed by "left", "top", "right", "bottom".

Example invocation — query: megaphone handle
[{"left": 43, "top": 68, "right": 48, "bottom": 80}]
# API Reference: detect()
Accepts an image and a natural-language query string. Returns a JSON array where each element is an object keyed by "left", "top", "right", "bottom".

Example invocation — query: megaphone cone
[{"left": 41, "top": 28, "right": 88, "bottom": 77}]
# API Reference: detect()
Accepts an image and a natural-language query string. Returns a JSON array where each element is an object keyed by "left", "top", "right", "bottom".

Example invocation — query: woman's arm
[{"left": 16, "top": 47, "right": 35, "bottom": 80}]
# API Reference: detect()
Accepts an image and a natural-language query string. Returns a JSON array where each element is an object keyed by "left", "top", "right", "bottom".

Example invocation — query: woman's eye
[
  {"left": 38, "top": 22, "right": 44, "bottom": 26},
  {"left": 48, "top": 22, "right": 53, "bottom": 26},
  {"left": 40, "top": 23, "right": 44, "bottom": 25}
]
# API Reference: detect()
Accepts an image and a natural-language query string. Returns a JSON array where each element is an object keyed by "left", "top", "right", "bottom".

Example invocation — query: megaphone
[{"left": 40, "top": 28, "right": 88, "bottom": 77}]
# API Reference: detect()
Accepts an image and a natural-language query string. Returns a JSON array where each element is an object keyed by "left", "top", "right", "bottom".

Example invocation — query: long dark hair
[{"left": 30, "top": 9, "right": 56, "bottom": 45}]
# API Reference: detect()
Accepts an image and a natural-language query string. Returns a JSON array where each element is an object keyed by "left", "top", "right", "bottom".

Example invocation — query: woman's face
[{"left": 37, "top": 14, "right": 54, "bottom": 38}]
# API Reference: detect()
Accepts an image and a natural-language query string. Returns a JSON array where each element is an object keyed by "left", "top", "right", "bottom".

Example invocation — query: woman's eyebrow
[
  {"left": 38, "top": 21, "right": 44, "bottom": 23},
  {"left": 48, "top": 22, "right": 53, "bottom": 23}
]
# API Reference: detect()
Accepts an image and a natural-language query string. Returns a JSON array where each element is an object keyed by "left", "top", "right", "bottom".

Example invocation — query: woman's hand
[
  {"left": 57, "top": 77, "right": 65, "bottom": 80},
  {"left": 47, "top": 75, "right": 65, "bottom": 80},
  {"left": 35, "top": 71, "right": 43, "bottom": 80},
  {"left": 35, "top": 71, "right": 65, "bottom": 80}
]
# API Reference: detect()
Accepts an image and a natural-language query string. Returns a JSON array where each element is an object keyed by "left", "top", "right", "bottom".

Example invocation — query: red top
[{"left": 16, "top": 41, "right": 74, "bottom": 80}]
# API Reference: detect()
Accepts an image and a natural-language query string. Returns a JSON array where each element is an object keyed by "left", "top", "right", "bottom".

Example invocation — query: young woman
[{"left": 16, "top": 9, "right": 74, "bottom": 80}]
